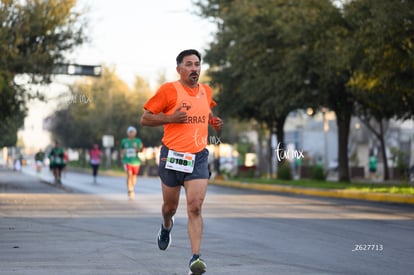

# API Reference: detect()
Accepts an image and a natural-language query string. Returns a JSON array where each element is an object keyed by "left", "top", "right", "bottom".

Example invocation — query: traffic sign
[{"left": 53, "top": 64, "right": 102, "bottom": 77}]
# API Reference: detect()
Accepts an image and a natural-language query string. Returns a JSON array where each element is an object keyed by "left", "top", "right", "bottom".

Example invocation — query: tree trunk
[
  {"left": 80, "top": 148, "right": 86, "bottom": 167},
  {"left": 378, "top": 120, "right": 390, "bottom": 180},
  {"left": 268, "top": 132, "right": 273, "bottom": 178},
  {"left": 257, "top": 134, "right": 268, "bottom": 177},
  {"left": 265, "top": 115, "right": 287, "bottom": 178},
  {"left": 336, "top": 112, "right": 351, "bottom": 182},
  {"left": 276, "top": 118, "right": 286, "bottom": 169}
]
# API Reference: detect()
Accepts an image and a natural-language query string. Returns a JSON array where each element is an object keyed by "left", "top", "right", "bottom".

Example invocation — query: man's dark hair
[{"left": 176, "top": 49, "right": 201, "bottom": 65}]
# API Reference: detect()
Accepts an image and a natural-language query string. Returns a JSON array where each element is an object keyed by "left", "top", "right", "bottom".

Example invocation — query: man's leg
[
  {"left": 184, "top": 179, "right": 208, "bottom": 255},
  {"left": 131, "top": 166, "right": 139, "bottom": 189},
  {"left": 126, "top": 167, "right": 134, "bottom": 198},
  {"left": 92, "top": 165, "right": 98, "bottom": 183},
  {"left": 157, "top": 183, "right": 181, "bottom": 250},
  {"left": 161, "top": 183, "right": 180, "bottom": 228},
  {"left": 56, "top": 167, "right": 62, "bottom": 183},
  {"left": 130, "top": 174, "right": 137, "bottom": 193},
  {"left": 92, "top": 165, "right": 98, "bottom": 177},
  {"left": 127, "top": 166, "right": 139, "bottom": 192},
  {"left": 52, "top": 167, "right": 58, "bottom": 182},
  {"left": 131, "top": 174, "right": 137, "bottom": 185}
]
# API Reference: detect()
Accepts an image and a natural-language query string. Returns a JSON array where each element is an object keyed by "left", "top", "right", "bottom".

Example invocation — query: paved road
[{"left": 1, "top": 166, "right": 413, "bottom": 274}]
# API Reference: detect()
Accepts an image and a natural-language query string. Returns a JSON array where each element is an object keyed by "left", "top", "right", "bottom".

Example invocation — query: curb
[{"left": 210, "top": 180, "right": 414, "bottom": 205}]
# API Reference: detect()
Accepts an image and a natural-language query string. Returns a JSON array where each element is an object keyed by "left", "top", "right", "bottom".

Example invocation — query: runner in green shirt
[
  {"left": 48, "top": 141, "right": 66, "bottom": 184},
  {"left": 120, "top": 126, "right": 144, "bottom": 199}
]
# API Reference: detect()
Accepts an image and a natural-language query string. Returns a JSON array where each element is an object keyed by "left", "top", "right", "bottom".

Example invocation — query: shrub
[
  {"left": 278, "top": 162, "right": 293, "bottom": 180},
  {"left": 310, "top": 165, "right": 326, "bottom": 181},
  {"left": 237, "top": 165, "right": 256, "bottom": 178}
]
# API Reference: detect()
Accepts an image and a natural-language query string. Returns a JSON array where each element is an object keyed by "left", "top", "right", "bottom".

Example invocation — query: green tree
[
  {"left": 50, "top": 68, "right": 161, "bottom": 154},
  {"left": 344, "top": 0, "right": 414, "bottom": 180},
  {"left": 306, "top": 1, "right": 354, "bottom": 182},
  {"left": 196, "top": 0, "right": 413, "bottom": 182},
  {"left": 0, "top": 0, "right": 87, "bottom": 146},
  {"left": 132, "top": 75, "right": 163, "bottom": 147},
  {"left": 0, "top": 73, "right": 25, "bottom": 145},
  {"left": 196, "top": 0, "right": 342, "bottom": 176},
  {"left": 50, "top": 67, "right": 135, "bottom": 149}
]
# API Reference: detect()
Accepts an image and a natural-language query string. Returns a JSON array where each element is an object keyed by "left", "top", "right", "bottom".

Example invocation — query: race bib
[
  {"left": 165, "top": 150, "right": 195, "bottom": 173},
  {"left": 125, "top": 148, "right": 136, "bottom": 158}
]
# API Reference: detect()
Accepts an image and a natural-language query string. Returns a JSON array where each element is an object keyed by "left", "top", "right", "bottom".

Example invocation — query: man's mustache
[{"left": 190, "top": 72, "right": 199, "bottom": 77}]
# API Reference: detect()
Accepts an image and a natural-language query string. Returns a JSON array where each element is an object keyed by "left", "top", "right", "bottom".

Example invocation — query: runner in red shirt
[{"left": 89, "top": 144, "right": 102, "bottom": 184}]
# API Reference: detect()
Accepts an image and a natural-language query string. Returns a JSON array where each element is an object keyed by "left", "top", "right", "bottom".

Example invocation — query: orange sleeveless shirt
[{"left": 144, "top": 81, "right": 215, "bottom": 153}]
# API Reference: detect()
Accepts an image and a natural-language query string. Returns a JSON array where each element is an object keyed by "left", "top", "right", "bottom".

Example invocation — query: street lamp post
[{"left": 322, "top": 108, "right": 329, "bottom": 172}]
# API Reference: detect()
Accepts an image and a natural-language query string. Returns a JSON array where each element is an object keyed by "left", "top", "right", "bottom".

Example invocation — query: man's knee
[
  {"left": 163, "top": 202, "right": 178, "bottom": 216},
  {"left": 187, "top": 198, "right": 203, "bottom": 216}
]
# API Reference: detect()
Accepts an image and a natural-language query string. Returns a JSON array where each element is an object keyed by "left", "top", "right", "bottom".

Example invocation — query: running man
[
  {"left": 89, "top": 144, "right": 102, "bottom": 183},
  {"left": 120, "top": 126, "right": 144, "bottom": 199},
  {"left": 34, "top": 149, "right": 45, "bottom": 176},
  {"left": 48, "top": 141, "right": 65, "bottom": 184},
  {"left": 141, "top": 49, "right": 223, "bottom": 275}
]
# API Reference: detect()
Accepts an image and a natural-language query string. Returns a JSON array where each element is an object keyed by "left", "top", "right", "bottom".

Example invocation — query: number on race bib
[
  {"left": 165, "top": 150, "right": 195, "bottom": 173},
  {"left": 126, "top": 148, "right": 136, "bottom": 158}
]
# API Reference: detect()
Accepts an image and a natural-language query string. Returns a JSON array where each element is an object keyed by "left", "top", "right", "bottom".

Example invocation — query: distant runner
[
  {"left": 48, "top": 141, "right": 65, "bottom": 184},
  {"left": 34, "top": 149, "right": 45, "bottom": 176},
  {"left": 89, "top": 144, "right": 102, "bottom": 183},
  {"left": 120, "top": 126, "right": 144, "bottom": 199}
]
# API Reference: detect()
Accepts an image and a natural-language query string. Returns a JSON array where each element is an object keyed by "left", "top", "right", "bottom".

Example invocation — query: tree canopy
[
  {"left": 345, "top": 0, "right": 414, "bottom": 120},
  {"left": 195, "top": 0, "right": 414, "bottom": 181},
  {"left": 49, "top": 67, "right": 162, "bottom": 150},
  {"left": 0, "top": 0, "right": 87, "bottom": 146},
  {"left": 344, "top": 0, "right": 414, "bottom": 179},
  {"left": 196, "top": 0, "right": 348, "bottom": 174}
]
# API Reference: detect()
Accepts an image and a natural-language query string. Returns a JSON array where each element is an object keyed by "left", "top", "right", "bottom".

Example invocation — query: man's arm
[
  {"left": 140, "top": 106, "right": 187, "bottom": 127},
  {"left": 119, "top": 141, "right": 125, "bottom": 160},
  {"left": 137, "top": 140, "right": 144, "bottom": 152},
  {"left": 208, "top": 112, "right": 224, "bottom": 131}
]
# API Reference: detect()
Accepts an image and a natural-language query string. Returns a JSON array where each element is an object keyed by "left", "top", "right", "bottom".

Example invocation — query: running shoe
[
  {"left": 188, "top": 254, "right": 206, "bottom": 275},
  {"left": 157, "top": 218, "right": 174, "bottom": 250}
]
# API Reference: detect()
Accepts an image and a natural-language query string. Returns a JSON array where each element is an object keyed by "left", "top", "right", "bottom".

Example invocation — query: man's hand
[
  {"left": 209, "top": 116, "right": 224, "bottom": 131},
  {"left": 169, "top": 104, "right": 187, "bottom": 123}
]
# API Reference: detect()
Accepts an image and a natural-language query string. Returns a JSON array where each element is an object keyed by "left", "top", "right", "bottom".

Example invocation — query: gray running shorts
[{"left": 158, "top": 145, "right": 210, "bottom": 187}]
